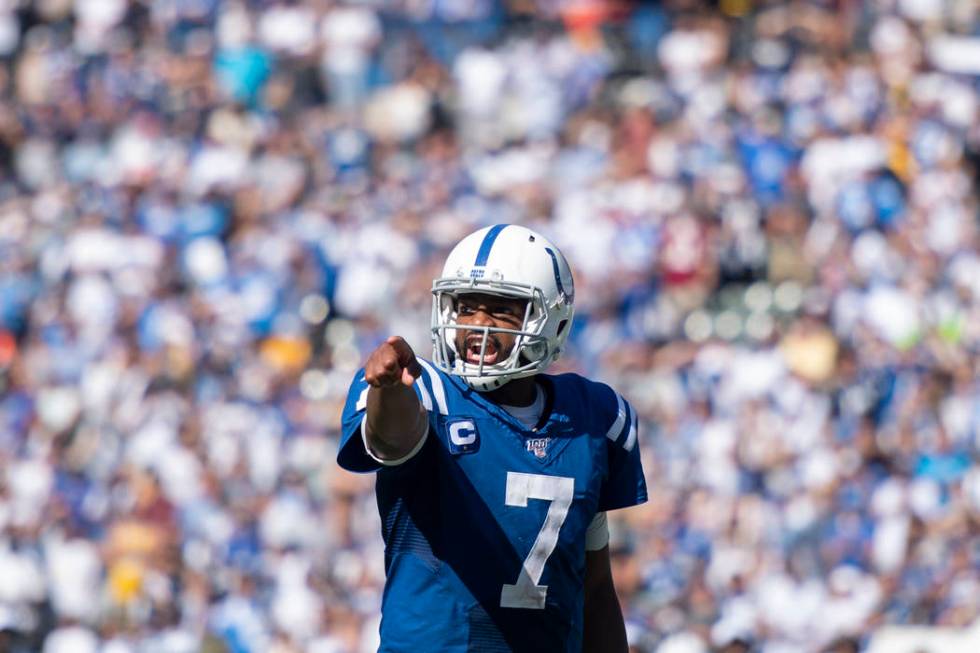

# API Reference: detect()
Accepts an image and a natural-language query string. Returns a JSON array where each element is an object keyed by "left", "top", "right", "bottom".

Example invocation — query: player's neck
[{"left": 482, "top": 376, "right": 538, "bottom": 407}]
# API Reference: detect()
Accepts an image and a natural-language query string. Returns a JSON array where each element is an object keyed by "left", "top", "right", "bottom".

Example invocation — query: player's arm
[
  {"left": 362, "top": 336, "right": 427, "bottom": 462},
  {"left": 583, "top": 543, "right": 628, "bottom": 653}
]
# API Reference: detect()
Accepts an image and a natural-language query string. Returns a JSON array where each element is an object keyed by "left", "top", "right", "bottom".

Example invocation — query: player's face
[{"left": 454, "top": 293, "right": 528, "bottom": 366}]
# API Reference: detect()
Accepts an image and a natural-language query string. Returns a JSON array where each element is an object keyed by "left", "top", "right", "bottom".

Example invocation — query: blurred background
[{"left": 0, "top": 0, "right": 978, "bottom": 652}]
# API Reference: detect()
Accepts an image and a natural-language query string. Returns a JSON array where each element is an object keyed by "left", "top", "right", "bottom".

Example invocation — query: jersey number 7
[{"left": 500, "top": 472, "right": 575, "bottom": 609}]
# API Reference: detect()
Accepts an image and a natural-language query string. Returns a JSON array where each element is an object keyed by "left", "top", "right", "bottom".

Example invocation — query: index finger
[{"left": 386, "top": 336, "right": 422, "bottom": 380}]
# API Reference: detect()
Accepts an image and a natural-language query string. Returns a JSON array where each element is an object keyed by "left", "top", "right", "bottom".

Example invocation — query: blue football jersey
[{"left": 338, "top": 361, "right": 647, "bottom": 653}]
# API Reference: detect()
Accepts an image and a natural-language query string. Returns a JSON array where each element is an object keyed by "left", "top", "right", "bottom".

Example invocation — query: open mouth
[{"left": 465, "top": 335, "right": 501, "bottom": 365}]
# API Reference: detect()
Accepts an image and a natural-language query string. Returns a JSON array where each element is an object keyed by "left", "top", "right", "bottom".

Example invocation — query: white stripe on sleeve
[
  {"left": 605, "top": 394, "right": 626, "bottom": 442},
  {"left": 417, "top": 359, "right": 449, "bottom": 415},
  {"left": 415, "top": 378, "right": 433, "bottom": 412},
  {"left": 623, "top": 405, "right": 638, "bottom": 452}
]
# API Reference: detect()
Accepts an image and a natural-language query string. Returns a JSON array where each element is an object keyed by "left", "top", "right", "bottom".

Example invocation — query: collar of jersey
[
  {"left": 447, "top": 374, "right": 557, "bottom": 435},
  {"left": 450, "top": 374, "right": 581, "bottom": 466},
  {"left": 499, "top": 384, "right": 545, "bottom": 427}
]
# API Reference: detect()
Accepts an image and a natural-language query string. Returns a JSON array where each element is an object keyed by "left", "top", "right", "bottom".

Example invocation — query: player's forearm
[
  {"left": 583, "top": 546, "right": 628, "bottom": 653},
  {"left": 583, "top": 584, "right": 628, "bottom": 653},
  {"left": 365, "top": 384, "right": 426, "bottom": 460}
]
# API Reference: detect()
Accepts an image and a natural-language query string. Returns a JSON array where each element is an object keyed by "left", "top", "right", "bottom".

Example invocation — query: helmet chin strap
[
  {"left": 452, "top": 354, "right": 517, "bottom": 391},
  {"left": 463, "top": 374, "right": 510, "bottom": 392}
]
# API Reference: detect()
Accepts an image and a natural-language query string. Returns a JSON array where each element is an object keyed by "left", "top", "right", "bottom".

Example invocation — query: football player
[{"left": 338, "top": 224, "right": 647, "bottom": 652}]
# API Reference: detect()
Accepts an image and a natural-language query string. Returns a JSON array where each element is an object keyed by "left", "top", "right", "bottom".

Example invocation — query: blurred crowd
[{"left": 0, "top": 0, "right": 978, "bottom": 652}]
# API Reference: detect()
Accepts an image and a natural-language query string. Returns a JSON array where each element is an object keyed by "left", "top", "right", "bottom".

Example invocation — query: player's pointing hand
[{"left": 364, "top": 336, "right": 422, "bottom": 388}]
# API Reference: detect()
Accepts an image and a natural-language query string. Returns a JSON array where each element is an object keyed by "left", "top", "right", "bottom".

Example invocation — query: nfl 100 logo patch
[{"left": 526, "top": 437, "right": 550, "bottom": 459}]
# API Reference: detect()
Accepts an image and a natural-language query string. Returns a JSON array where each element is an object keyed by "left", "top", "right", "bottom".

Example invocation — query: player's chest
[{"left": 430, "top": 412, "right": 606, "bottom": 506}]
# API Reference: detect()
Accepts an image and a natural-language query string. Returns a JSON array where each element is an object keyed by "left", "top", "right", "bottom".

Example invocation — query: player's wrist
[{"left": 362, "top": 409, "right": 428, "bottom": 465}]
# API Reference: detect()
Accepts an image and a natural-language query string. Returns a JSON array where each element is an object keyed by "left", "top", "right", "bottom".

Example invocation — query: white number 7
[{"left": 501, "top": 472, "right": 575, "bottom": 609}]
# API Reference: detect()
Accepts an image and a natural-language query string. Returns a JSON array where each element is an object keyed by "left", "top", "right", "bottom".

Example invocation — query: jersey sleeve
[
  {"left": 337, "top": 368, "right": 380, "bottom": 473},
  {"left": 595, "top": 385, "right": 648, "bottom": 512},
  {"left": 336, "top": 364, "right": 445, "bottom": 473}
]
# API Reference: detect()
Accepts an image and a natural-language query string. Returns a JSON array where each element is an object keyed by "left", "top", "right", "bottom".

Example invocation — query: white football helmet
[{"left": 430, "top": 224, "right": 575, "bottom": 391}]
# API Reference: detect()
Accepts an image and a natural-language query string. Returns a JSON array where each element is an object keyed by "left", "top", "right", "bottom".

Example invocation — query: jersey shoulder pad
[{"left": 563, "top": 375, "right": 637, "bottom": 452}]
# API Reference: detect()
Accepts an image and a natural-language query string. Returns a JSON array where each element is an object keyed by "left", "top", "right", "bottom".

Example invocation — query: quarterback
[{"left": 338, "top": 224, "right": 647, "bottom": 652}]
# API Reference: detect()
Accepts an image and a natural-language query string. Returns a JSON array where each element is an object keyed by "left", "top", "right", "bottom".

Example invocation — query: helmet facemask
[{"left": 431, "top": 279, "right": 558, "bottom": 391}]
